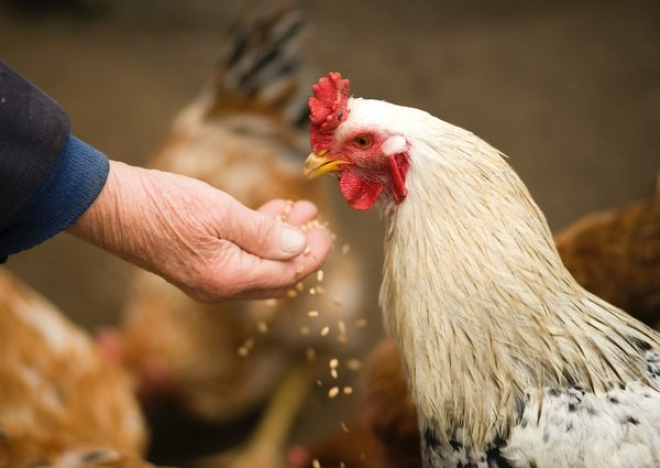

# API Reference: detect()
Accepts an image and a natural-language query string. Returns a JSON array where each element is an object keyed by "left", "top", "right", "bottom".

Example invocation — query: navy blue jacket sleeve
[{"left": 0, "top": 60, "right": 110, "bottom": 262}]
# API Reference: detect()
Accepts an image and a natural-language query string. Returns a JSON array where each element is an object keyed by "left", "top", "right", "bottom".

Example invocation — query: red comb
[{"left": 309, "top": 72, "right": 350, "bottom": 152}]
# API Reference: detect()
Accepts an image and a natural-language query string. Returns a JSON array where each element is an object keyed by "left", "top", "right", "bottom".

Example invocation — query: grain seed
[
  {"left": 347, "top": 359, "right": 362, "bottom": 371},
  {"left": 354, "top": 318, "right": 368, "bottom": 328}
]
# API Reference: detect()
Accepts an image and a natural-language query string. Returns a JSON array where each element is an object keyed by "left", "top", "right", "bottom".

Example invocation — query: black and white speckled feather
[{"left": 421, "top": 353, "right": 660, "bottom": 468}]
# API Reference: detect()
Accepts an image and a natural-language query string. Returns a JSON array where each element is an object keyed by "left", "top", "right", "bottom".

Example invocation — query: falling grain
[
  {"left": 331, "top": 369, "right": 338, "bottom": 379},
  {"left": 343, "top": 386, "right": 353, "bottom": 395},
  {"left": 317, "top": 270, "right": 324, "bottom": 282},
  {"left": 320, "top": 326, "right": 330, "bottom": 337},
  {"left": 354, "top": 318, "right": 368, "bottom": 328},
  {"left": 287, "top": 289, "right": 298, "bottom": 298},
  {"left": 347, "top": 359, "right": 362, "bottom": 371},
  {"left": 341, "top": 243, "right": 351, "bottom": 255},
  {"left": 328, "top": 387, "right": 340, "bottom": 399},
  {"left": 284, "top": 199, "right": 294, "bottom": 216},
  {"left": 237, "top": 338, "right": 255, "bottom": 358},
  {"left": 341, "top": 422, "right": 350, "bottom": 433},
  {"left": 329, "top": 358, "right": 339, "bottom": 369},
  {"left": 257, "top": 321, "right": 269, "bottom": 334},
  {"left": 296, "top": 282, "right": 305, "bottom": 292},
  {"left": 312, "top": 459, "right": 321, "bottom": 468},
  {"left": 309, "top": 288, "right": 316, "bottom": 295},
  {"left": 333, "top": 297, "right": 343, "bottom": 306},
  {"left": 306, "top": 347, "right": 317, "bottom": 361},
  {"left": 300, "top": 326, "right": 310, "bottom": 336},
  {"left": 308, "top": 310, "right": 319, "bottom": 318}
]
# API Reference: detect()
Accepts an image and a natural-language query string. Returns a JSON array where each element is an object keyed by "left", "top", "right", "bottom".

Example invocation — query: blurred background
[
  {"left": 1, "top": 0, "right": 658, "bottom": 464},
  {"left": 2, "top": 0, "right": 659, "bottom": 329}
]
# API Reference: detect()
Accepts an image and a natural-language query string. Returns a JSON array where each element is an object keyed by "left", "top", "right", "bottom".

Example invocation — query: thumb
[{"left": 225, "top": 200, "right": 308, "bottom": 261}]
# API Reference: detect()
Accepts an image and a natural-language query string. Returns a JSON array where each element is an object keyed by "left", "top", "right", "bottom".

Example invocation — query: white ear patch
[{"left": 382, "top": 135, "right": 407, "bottom": 156}]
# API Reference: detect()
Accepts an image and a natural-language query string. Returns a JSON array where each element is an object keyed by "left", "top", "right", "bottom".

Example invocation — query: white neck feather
[{"left": 378, "top": 119, "right": 659, "bottom": 448}]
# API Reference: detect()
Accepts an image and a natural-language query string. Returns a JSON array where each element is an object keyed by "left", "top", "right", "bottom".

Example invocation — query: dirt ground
[{"left": 1, "top": 0, "right": 659, "bottom": 464}]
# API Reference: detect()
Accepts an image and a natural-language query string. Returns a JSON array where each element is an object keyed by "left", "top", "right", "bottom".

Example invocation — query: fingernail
[{"left": 281, "top": 227, "right": 306, "bottom": 253}]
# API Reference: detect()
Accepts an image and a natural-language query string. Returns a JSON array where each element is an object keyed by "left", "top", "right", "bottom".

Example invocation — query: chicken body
[
  {"left": 0, "top": 267, "right": 151, "bottom": 467},
  {"left": 118, "top": 4, "right": 367, "bottom": 426},
  {"left": 304, "top": 73, "right": 660, "bottom": 467},
  {"left": 300, "top": 187, "right": 660, "bottom": 468}
]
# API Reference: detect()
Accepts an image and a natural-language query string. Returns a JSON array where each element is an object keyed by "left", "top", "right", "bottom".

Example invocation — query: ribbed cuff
[{"left": 0, "top": 134, "right": 110, "bottom": 262}]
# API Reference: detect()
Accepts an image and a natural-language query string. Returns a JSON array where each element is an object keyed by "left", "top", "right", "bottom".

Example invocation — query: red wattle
[
  {"left": 389, "top": 153, "right": 409, "bottom": 204},
  {"left": 339, "top": 172, "right": 384, "bottom": 211}
]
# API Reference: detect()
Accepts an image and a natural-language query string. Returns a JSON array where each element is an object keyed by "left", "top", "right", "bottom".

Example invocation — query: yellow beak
[{"left": 303, "top": 150, "right": 352, "bottom": 180}]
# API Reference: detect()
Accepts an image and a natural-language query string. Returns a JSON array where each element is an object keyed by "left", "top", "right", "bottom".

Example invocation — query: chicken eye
[{"left": 353, "top": 135, "right": 373, "bottom": 149}]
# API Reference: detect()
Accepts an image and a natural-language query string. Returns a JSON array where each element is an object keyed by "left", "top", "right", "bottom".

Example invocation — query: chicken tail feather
[{"left": 208, "top": 0, "right": 310, "bottom": 128}]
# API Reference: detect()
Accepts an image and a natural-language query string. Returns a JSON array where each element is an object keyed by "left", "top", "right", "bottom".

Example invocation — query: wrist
[{"left": 67, "top": 160, "right": 135, "bottom": 257}]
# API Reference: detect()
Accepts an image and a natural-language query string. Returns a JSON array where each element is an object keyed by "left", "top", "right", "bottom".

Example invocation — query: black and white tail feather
[{"left": 208, "top": 0, "right": 312, "bottom": 129}]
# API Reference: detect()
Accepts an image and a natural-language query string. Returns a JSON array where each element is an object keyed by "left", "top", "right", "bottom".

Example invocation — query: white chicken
[{"left": 304, "top": 72, "right": 660, "bottom": 468}]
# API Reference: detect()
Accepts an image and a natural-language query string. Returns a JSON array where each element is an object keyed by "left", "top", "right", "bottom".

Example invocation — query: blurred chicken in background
[
  {"left": 293, "top": 184, "right": 660, "bottom": 468},
  {"left": 555, "top": 179, "right": 660, "bottom": 327},
  {"left": 0, "top": 267, "right": 153, "bottom": 468},
  {"left": 100, "top": 1, "right": 371, "bottom": 464}
]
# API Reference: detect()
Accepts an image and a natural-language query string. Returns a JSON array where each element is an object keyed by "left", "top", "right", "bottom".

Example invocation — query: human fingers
[
  {"left": 257, "top": 199, "right": 319, "bottom": 226},
  {"left": 228, "top": 225, "right": 334, "bottom": 300},
  {"left": 224, "top": 200, "right": 312, "bottom": 262}
]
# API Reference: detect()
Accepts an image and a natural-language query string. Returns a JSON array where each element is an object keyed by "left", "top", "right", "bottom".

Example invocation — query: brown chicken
[
  {"left": 298, "top": 146, "right": 660, "bottom": 466},
  {"left": 0, "top": 267, "right": 153, "bottom": 468},
  {"left": 555, "top": 181, "right": 660, "bottom": 327},
  {"left": 110, "top": 2, "right": 369, "bottom": 458}
]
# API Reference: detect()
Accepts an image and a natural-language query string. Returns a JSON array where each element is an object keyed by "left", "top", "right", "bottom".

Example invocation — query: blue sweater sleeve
[{"left": 0, "top": 60, "right": 110, "bottom": 262}]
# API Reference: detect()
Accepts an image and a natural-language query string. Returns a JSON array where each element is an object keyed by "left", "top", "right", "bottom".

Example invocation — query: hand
[{"left": 67, "top": 161, "right": 333, "bottom": 302}]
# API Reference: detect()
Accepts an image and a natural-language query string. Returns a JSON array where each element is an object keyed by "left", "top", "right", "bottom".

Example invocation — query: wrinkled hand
[{"left": 67, "top": 161, "right": 333, "bottom": 302}]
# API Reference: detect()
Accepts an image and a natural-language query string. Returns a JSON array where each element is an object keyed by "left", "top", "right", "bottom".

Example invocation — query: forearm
[{"left": 66, "top": 160, "right": 202, "bottom": 279}]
